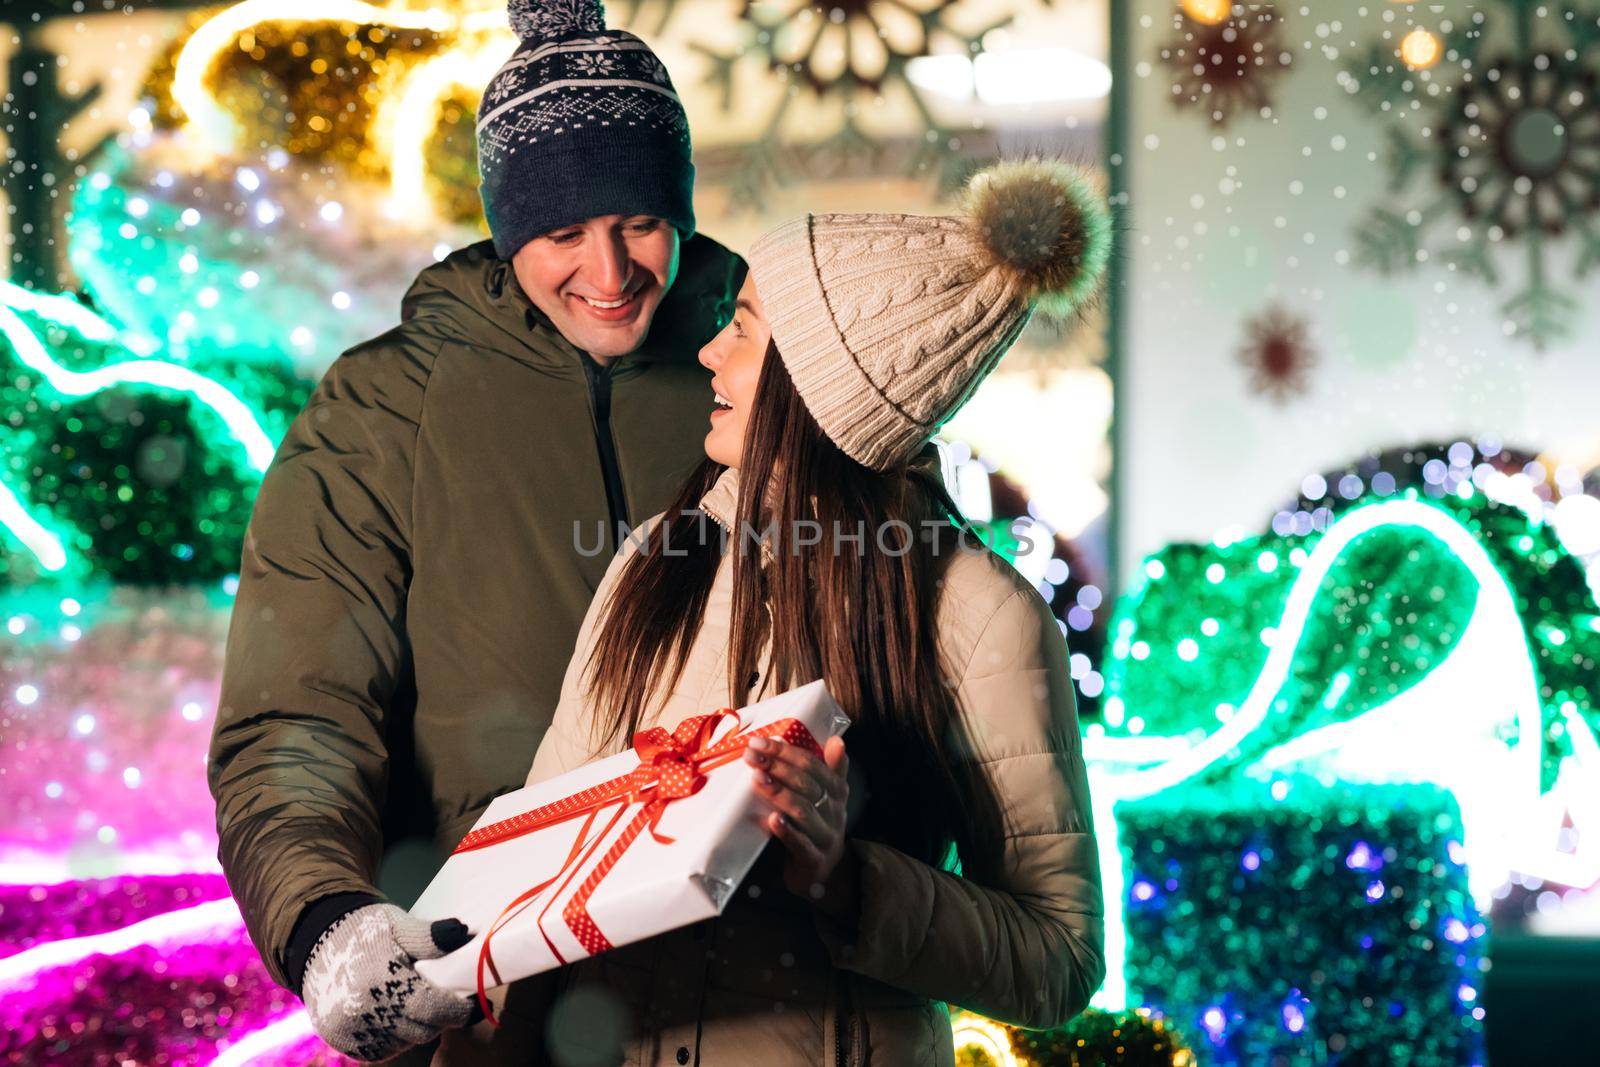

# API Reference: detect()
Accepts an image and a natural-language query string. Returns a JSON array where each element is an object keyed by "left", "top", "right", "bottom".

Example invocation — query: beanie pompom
[
  {"left": 964, "top": 158, "right": 1112, "bottom": 318},
  {"left": 509, "top": 0, "right": 606, "bottom": 41}
]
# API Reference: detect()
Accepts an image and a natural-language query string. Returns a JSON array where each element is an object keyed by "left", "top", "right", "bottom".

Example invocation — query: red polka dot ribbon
[{"left": 452, "top": 708, "right": 825, "bottom": 1027}]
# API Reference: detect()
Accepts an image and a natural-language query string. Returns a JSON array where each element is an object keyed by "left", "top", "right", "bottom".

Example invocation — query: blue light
[
  {"left": 1241, "top": 850, "right": 1261, "bottom": 871},
  {"left": 1345, "top": 840, "right": 1383, "bottom": 871}
]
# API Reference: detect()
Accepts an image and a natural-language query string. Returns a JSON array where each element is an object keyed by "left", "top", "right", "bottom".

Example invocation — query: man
[{"left": 207, "top": 0, "right": 743, "bottom": 1061}]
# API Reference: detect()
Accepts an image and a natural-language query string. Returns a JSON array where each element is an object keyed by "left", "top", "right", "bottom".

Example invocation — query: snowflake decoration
[
  {"left": 1237, "top": 303, "right": 1317, "bottom": 403},
  {"left": 1346, "top": 1, "right": 1600, "bottom": 351},
  {"left": 695, "top": 0, "right": 1010, "bottom": 210},
  {"left": 1156, "top": 4, "right": 1293, "bottom": 128},
  {"left": 1444, "top": 50, "right": 1600, "bottom": 240}
]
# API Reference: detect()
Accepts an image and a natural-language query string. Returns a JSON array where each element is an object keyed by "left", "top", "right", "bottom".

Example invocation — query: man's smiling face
[{"left": 511, "top": 215, "right": 680, "bottom": 361}]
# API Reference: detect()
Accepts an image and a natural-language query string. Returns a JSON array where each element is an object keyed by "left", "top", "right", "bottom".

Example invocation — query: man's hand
[{"left": 300, "top": 902, "right": 477, "bottom": 1061}]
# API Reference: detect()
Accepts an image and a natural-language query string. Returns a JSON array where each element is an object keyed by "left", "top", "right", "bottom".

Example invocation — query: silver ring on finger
[{"left": 811, "top": 790, "right": 827, "bottom": 812}]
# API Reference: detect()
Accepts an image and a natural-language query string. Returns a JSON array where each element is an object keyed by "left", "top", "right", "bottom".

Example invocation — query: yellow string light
[
  {"left": 170, "top": 0, "right": 510, "bottom": 219},
  {"left": 950, "top": 1012, "right": 1020, "bottom": 1067},
  {"left": 1179, "top": 0, "right": 1233, "bottom": 26},
  {"left": 1399, "top": 27, "right": 1443, "bottom": 69}
]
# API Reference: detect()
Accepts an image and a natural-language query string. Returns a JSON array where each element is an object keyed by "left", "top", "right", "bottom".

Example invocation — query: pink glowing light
[
  {"left": 0, "top": 851, "right": 220, "bottom": 886},
  {"left": 0, "top": 897, "right": 241, "bottom": 989},
  {"left": 206, "top": 1009, "right": 315, "bottom": 1067}
]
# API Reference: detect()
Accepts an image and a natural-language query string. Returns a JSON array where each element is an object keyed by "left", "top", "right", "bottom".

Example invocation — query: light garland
[
  {"left": 204, "top": 1010, "right": 316, "bottom": 1067},
  {"left": 0, "top": 284, "right": 281, "bottom": 578},
  {"left": 0, "top": 299, "right": 275, "bottom": 472},
  {"left": 170, "top": 0, "right": 512, "bottom": 218},
  {"left": 950, "top": 1011, "right": 1020, "bottom": 1066},
  {"left": 172, "top": 0, "right": 460, "bottom": 155},
  {"left": 0, "top": 899, "right": 242, "bottom": 991}
]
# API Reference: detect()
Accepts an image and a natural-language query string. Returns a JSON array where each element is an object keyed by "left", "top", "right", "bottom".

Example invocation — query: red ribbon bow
[{"left": 450, "top": 708, "right": 824, "bottom": 1026}]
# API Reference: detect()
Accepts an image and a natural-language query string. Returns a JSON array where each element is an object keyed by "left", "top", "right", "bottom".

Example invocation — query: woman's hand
[{"left": 745, "top": 734, "right": 852, "bottom": 902}]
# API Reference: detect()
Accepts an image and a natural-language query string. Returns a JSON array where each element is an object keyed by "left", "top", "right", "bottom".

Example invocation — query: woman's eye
[{"left": 731, "top": 317, "right": 746, "bottom": 338}]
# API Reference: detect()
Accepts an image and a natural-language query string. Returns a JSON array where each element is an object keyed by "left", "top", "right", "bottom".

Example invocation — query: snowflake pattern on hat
[
  {"left": 475, "top": 3, "right": 695, "bottom": 255},
  {"left": 569, "top": 51, "right": 618, "bottom": 77},
  {"left": 477, "top": 32, "right": 687, "bottom": 168}
]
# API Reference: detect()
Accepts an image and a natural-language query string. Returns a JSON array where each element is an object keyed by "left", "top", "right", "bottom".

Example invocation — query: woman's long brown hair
[{"left": 580, "top": 343, "right": 1006, "bottom": 883}]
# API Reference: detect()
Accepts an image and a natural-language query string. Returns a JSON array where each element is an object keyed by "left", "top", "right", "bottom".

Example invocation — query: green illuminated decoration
[
  {"left": 0, "top": 281, "right": 307, "bottom": 585},
  {"left": 1084, "top": 478, "right": 1599, "bottom": 1060}
]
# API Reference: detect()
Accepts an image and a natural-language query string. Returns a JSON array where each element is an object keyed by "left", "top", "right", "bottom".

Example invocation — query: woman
[{"left": 523, "top": 160, "right": 1111, "bottom": 1066}]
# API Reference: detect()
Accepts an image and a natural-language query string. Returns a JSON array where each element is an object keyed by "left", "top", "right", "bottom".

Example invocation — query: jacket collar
[
  {"left": 696, "top": 466, "right": 776, "bottom": 565},
  {"left": 695, "top": 442, "right": 949, "bottom": 566},
  {"left": 401, "top": 234, "right": 745, "bottom": 376}
]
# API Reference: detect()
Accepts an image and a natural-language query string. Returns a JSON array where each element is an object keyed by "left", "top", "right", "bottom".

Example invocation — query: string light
[
  {"left": 205, "top": 1010, "right": 315, "bottom": 1067},
  {"left": 0, "top": 289, "right": 275, "bottom": 471},
  {"left": 0, "top": 899, "right": 242, "bottom": 990},
  {"left": 950, "top": 1011, "right": 1020, "bottom": 1067},
  {"left": 1400, "top": 28, "right": 1443, "bottom": 70},
  {"left": 170, "top": 0, "right": 511, "bottom": 216}
]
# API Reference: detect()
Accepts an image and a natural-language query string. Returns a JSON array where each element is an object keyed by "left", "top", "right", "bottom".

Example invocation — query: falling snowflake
[
  {"left": 1346, "top": 1, "right": 1600, "bottom": 351},
  {"left": 1156, "top": 5, "right": 1294, "bottom": 128},
  {"left": 1237, "top": 303, "right": 1318, "bottom": 403}
]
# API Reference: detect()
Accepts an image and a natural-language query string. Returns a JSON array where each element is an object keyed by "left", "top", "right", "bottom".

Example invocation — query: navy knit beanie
[{"left": 476, "top": 0, "right": 696, "bottom": 259}]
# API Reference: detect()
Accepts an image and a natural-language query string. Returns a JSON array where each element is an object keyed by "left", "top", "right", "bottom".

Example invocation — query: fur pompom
[
  {"left": 508, "top": 0, "right": 606, "bottom": 41},
  {"left": 964, "top": 159, "right": 1112, "bottom": 318}
]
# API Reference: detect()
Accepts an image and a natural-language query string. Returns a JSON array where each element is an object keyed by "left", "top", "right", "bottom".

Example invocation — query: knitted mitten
[{"left": 300, "top": 902, "right": 475, "bottom": 1061}]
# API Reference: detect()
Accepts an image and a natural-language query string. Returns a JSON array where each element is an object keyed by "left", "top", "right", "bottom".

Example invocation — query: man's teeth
[
  {"left": 581, "top": 294, "right": 631, "bottom": 309},
  {"left": 713, "top": 392, "right": 733, "bottom": 408}
]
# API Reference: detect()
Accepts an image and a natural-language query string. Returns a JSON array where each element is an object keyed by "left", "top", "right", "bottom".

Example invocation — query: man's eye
[
  {"left": 549, "top": 231, "right": 582, "bottom": 245},
  {"left": 625, "top": 219, "right": 660, "bottom": 235}
]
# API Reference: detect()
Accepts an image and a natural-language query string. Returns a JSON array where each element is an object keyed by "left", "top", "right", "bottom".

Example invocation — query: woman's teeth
[{"left": 713, "top": 392, "right": 733, "bottom": 408}]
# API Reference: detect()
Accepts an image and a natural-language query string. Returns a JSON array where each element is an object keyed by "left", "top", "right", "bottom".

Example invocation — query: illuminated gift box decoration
[
  {"left": 1116, "top": 779, "right": 1485, "bottom": 1065},
  {"left": 1084, "top": 474, "right": 1599, "bottom": 1066}
]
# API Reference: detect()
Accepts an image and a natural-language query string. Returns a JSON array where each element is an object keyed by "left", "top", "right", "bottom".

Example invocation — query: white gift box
[{"left": 412, "top": 679, "right": 850, "bottom": 1000}]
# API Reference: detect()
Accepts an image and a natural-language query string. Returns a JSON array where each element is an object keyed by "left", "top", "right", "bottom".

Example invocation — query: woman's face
[{"left": 697, "top": 274, "right": 770, "bottom": 469}]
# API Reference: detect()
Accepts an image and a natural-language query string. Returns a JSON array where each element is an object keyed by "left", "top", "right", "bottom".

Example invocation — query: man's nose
[{"left": 586, "top": 231, "right": 632, "bottom": 295}]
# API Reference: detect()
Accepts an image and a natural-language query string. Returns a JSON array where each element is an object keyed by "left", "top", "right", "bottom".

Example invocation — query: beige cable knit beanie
[{"left": 747, "top": 159, "right": 1112, "bottom": 471}]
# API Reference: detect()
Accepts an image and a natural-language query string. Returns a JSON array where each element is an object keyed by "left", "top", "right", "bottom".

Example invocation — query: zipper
[
  {"left": 581, "top": 354, "right": 631, "bottom": 553},
  {"left": 838, "top": 972, "right": 851, "bottom": 1067}
]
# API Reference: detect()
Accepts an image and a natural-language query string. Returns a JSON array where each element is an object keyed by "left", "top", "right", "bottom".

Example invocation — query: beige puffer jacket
[{"left": 442, "top": 466, "right": 1103, "bottom": 1066}]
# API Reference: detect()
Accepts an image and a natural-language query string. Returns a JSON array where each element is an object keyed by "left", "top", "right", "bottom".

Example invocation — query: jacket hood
[{"left": 398, "top": 233, "right": 746, "bottom": 374}]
